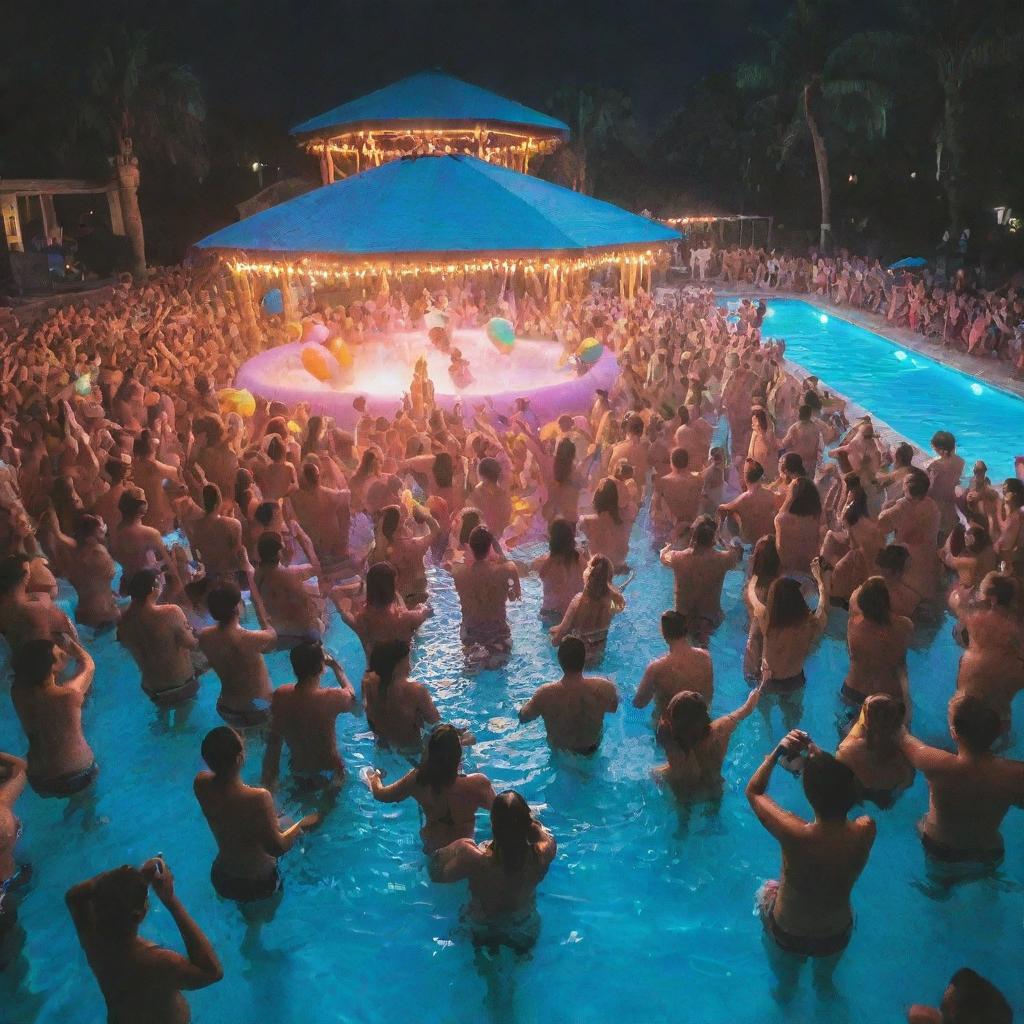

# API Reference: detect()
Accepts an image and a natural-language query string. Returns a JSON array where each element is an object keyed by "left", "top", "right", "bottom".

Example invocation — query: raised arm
[
  {"left": 809, "top": 558, "right": 832, "bottom": 633},
  {"left": 65, "top": 640, "right": 95, "bottom": 697},
  {"left": 137, "top": 859, "right": 223, "bottom": 990},
  {"left": 745, "top": 735, "right": 807, "bottom": 842}
]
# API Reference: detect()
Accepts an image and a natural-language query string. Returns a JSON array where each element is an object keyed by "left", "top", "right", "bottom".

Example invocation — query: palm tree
[
  {"left": 828, "top": 0, "right": 1024, "bottom": 234},
  {"left": 543, "top": 88, "right": 635, "bottom": 195},
  {"left": 72, "top": 27, "right": 207, "bottom": 276},
  {"left": 737, "top": 0, "right": 889, "bottom": 251}
]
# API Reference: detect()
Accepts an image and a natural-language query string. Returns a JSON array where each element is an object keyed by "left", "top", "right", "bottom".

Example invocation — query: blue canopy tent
[
  {"left": 889, "top": 256, "right": 928, "bottom": 270},
  {"left": 290, "top": 70, "right": 570, "bottom": 180},
  {"left": 195, "top": 153, "right": 679, "bottom": 311}
]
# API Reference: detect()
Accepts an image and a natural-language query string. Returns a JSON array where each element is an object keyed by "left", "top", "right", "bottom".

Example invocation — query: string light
[
  {"left": 223, "top": 246, "right": 669, "bottom": 285},
  {"left": 301, "top": 125, "right": 564, "bottom": 174},
  {"left": 661, "top": 215, "right": 770, "bottom": 226}
]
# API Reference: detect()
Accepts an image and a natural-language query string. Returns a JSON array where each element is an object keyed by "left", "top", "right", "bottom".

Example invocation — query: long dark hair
[
  {"left": 548, "top": 517, "right": 579, "bottom": 566},
  {"left": 788, "top": 477, "right": 822, "bottom": 518},
  {"left": 766, "top": 577, "right": 809, "bottom": 631},
  {"left": 750, "top": 535, "right": 781, "bottom": 591},
  {"left": 553, "top": 438, "right": 576, "bottom": 485},
  {"left": 416, "top": 724, "right": 462, "bottom": 794},
  {"left": 301, "top": 415, "right": 324, "bottom": 459},
  {"left": 593, "top": 478, "right": 622, "bottom": 524},
  {"left": 365, "top": 561, "right": 398, "bottom": 607},
  {"left": 433, "top": 452, "right": 454, "bottom": 489},
  {"left": 368, "top": 639, "right": 410, "bottom": 693},
  {"left": 490, "top": 791, "right": 534, "bottom": 874},
  {"left": 458, "top": 507, "right": 482, "bottom": 546}
]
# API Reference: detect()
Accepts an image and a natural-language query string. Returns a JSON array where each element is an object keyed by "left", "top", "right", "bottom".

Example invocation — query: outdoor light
[
  {"left": 251, "top": 162, "right": 260, "bottom": 173},
  {"left": 910, "top": 171, "right": 917, "bottom": 179},
  {"left": 994, "top": 206, "right": 1011, "bottom": 225}
]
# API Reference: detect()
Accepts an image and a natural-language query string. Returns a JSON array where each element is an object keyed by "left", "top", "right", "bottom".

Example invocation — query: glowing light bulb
[{"left": 819, "top": 314, "right": 829, "bottom": 324}]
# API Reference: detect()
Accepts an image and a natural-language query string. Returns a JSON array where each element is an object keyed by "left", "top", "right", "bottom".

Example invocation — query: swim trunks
[
  {"left": 920, "top": 829, "right": 1004, "bottom": 867},
  {"left": 273, "top": 629, "right": 322, "bottom": 651},
  {"left": 211, "top": 860, "right": 282, "bottom": 902},
  {"left": 28, "top": 760, "right": 99, "bottom": 798},
  {"left": 143, "top": 676, "right": 200, "bottom": 707},
  {"left": 756, "top": 880, "right": 852, "bottom": 957},
  {"left": 839, "top": 684, "right": 865, "bottom": 706},
  {"left": 763, "top": 670, "right": 806, "bottom": 695},
  {"left": 216, "top": 698, "right": 271, "bottom": 729}
]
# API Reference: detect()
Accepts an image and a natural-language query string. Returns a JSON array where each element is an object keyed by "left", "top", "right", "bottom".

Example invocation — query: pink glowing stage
[{"left": 235, "top": 327, "right": 618, "bottom": 427}]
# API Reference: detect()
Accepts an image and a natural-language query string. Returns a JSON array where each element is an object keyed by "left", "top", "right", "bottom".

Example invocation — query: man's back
[
  {"left": 526, "top": 676, "right": 618, "bottom": 752},
  {"left": 453, "top": 560, "right": 508, "bottom": 629},
  {"left": 269, "top": 684, "right": 350, "bottom": 774}
]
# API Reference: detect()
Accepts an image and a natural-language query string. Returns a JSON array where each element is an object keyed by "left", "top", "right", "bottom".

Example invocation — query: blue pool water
[
  {"left": 3, "top": 306, "right": 1024, "bottom": 1022},
  {"left": 757, "top": 298, "right": 1023, "bottom": 474}
]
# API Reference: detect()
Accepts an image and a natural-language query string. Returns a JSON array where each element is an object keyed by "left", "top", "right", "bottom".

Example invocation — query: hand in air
[{"left": 141, "top": 857, "right": 175, "bottom": 902}]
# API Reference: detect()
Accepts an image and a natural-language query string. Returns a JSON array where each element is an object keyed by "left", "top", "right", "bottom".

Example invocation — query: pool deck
[{"left": 722, "top": 282, "right": 1024, "bottom": 400}]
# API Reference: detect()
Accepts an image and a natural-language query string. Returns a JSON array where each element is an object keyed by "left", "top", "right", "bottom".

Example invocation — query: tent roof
[
  {"left": 195, "top": 154, "right": 678, "bottom": 259},
  {"left": 290, "top": 70, "right": 569, "bottom": 138}
]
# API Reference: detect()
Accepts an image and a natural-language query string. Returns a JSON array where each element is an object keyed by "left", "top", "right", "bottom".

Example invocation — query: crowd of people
[
  {"left": 688, "top": 242, "right": 1024, "bottom": 371},
  {"left": 0, "top": 263, "right": 1019, "bottom": 1023}
]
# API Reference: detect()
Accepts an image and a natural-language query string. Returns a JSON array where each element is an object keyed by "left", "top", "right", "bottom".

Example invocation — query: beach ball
[
  {"left": 217, "top": 387, "right": 256, "bottom": 417},
  {"left": 301, "top": 344, "right": 340, "bottom": 382},
  {"left": 577, "top": 337, "right": 604, "bottom": 365},
  {"left": 261, "top": 288, "right": 284, "bottom": 315},
  {"left": 301, "top": 320, "right": 330, "bottom": 345},
  {"left": 284, "top": 321, "right": 303, "bottom": 342},
  {"left": 486, "top": 317, "right": 515, "bottom": 354},
  {"left": 327, "top": 336, "right": 354, "bottom": 369}
]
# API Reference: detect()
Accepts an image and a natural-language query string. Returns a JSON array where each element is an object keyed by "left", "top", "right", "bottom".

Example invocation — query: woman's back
[{"left": 468, "top": 841, "right": 555, "bottom": 918}]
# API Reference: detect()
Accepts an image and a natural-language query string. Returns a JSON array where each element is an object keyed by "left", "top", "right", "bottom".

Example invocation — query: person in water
[
  {"left": 746, "top": 731, "right": 876, "bottom": 973},
  {"left": 117, "top": 568, "right": 201, "bottom": 708},
  {"left": 363, "top": 723, "right": 495, "bottom": 853},
  {"left": 197, "top": 581, "right": 277, "bottom": 729},
  {"left": 450, "top": 526, "right": 520, "bottom": 669},
  {"left": 194, "top": 727, "right": 320, "bottom": 905},
  {"left": 633, "top": 609, "right": 714, "bottom": 717},
  {"left": 10, "top": 636, "right": 97, "bottom": 798},
  {"left": 66, "top": 857, "right": 222, "bottom": 1024},
  {"left": 907, "top": 967, "right": 1012, "bottom": 1024},
  {"left": 518, "top": 636, "right": 619, "bottom": 755},
  {"left": 429, "top": 791, "right": 557, "bottom": 954},
  {"left": 901, "top": 693, "right": 1024, "bottom": 871},
  {"left": 261, "top": 640, "right": 359, "bottom": 792},
  {"left": 0, "top": 750, "right": 28, "bottom": 956},
  {"left": 835, "top": 694, "right": 915, "bottom": 808},
  {"left": 654, "top": 685, "right": 762, "bottom": 802},
  {"left": 361, "top": 639, "right": 441, "bottom": 750}
]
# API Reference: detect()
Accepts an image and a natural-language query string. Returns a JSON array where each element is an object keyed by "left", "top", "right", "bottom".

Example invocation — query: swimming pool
[
  {"left": 756, "top": 298, "right": 1023, "bottom": 474},
  {"left": 2, "top": 308, "right": 1023, "bottom": 1022}
]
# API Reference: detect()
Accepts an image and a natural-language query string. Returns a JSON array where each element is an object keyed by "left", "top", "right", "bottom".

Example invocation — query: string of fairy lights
[
  {"left": 301, "top": 127, "right": 563, "bottom": 175},
  {"left": 225, "top": 247, "right": 668, "bottom": 285}
]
